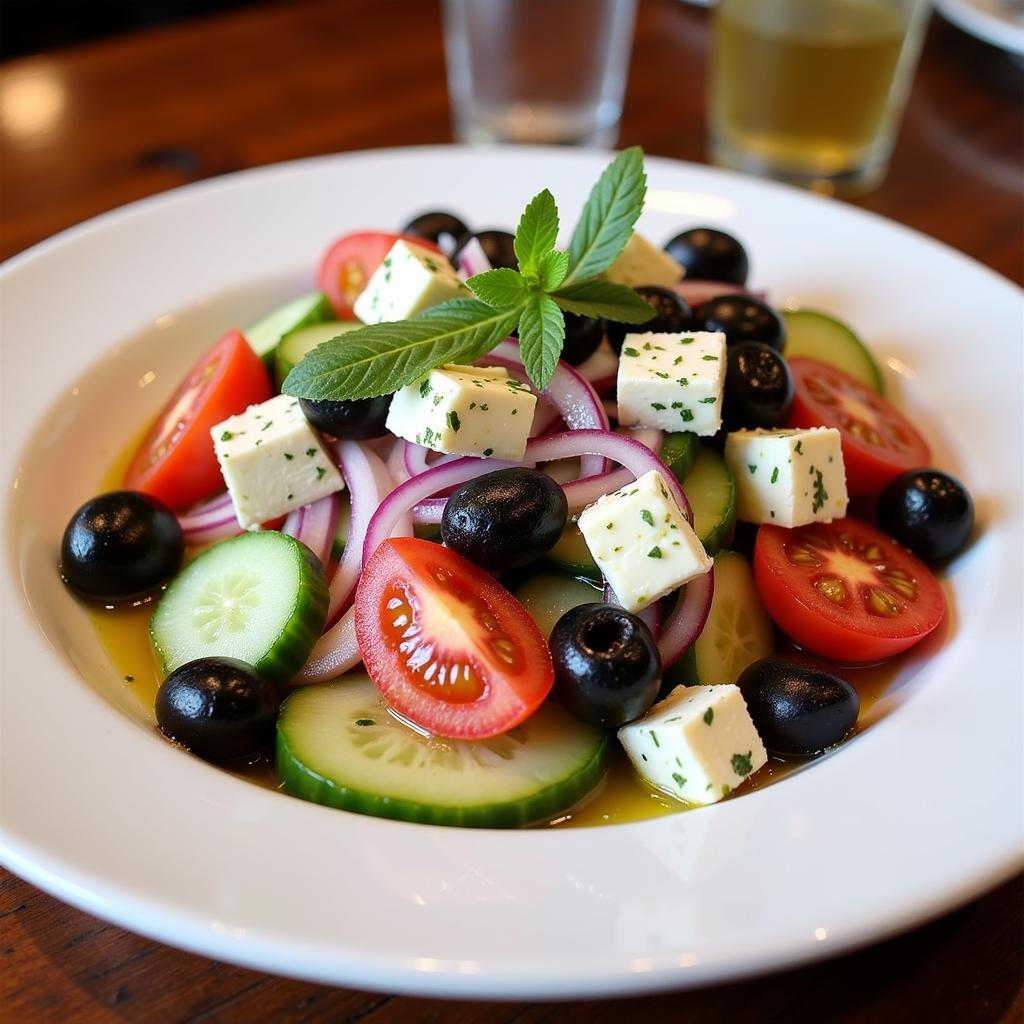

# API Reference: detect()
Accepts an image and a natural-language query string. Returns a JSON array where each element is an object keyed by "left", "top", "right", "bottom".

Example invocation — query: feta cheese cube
[
  {"left": 617, "top": 331, "right": 726, "bottom": 436},
  {"left": 212, "top": 394, "right": 344, "bottom": 529},
  {"left": 353, "top": 240, "right": 471, "bottom": 324},
  {"left": 385, "top": 363, "right": 537, "bottom": 461},
  {"left": 618, "top": 684, "right": 768, "bottom": 806},
  {"left": 724, "top": 427, "right": 848, "bottom": 527},
  {"left": 577, "top": 469, "right": 712, "bottom": 612},
  {"left": 603, "top": 232, "right": 683, "bottom": 289}
]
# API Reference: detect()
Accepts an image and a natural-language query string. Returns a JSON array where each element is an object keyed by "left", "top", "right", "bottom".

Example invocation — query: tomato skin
[
  {"left": 124, "top": 329, "right": 271, "bottom": 510},
  {"left": 754, "top": 518, "right": 946, "bottom": 663},
  {"left": 318, "top": 231, "right": 442, "bottom": 319},
  {"left": 355, "top": 538, "right": 554, "bottom": 740},
  {"left": 786, "top": 357, "right": 931, "bottom": 496}
]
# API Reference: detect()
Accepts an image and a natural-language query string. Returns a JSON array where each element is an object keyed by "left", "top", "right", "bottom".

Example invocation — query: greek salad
[{"left": 60, "top": 150, "right": 972, "bottom": 828}]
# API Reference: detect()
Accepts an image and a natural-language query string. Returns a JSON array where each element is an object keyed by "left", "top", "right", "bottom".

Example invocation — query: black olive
[
  {"left": 723, "top": 342, "right": 795, "bottom": 430},
  {"left": 737, "top": 657, "right": 859, "bottom": 759},
  {"left": 451, "top": 229, "right": 517, "bottom": 271},
  {"left": 700, "top": 294, "right": 786, "bottom": 351},
  {"left": 550, "top": 604, "right": 661, "bottom": 728},
  {"left": 61, "top": 490, "right": 183, "bottom": 602},
  {"left": 877, "top": 469, "right": 974, "bottom": 563},
  {"left": 441, "top": 469, "right": 567, "bottom": 570},
  {"left": 605, "top": 285, "right": 693, "bottom": 353},
  {"left": 561, "top": 312, "right": 605, "bottom": 365},
  {"left": 156, "top": 657, "right": 279, "bottom": 763},
  {"left": 299, "top": 396, "right": 391, "bottom": 440},
  {"left": 400, "top": 210, "right": 470, "bottom": 251},
  {"left": 664, "top": 228, "right": 749, "bottom": 286}
]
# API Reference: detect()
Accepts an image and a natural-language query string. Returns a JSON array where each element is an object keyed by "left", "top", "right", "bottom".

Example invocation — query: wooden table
[{"left": 2, "top": 1, "right": 1021, "bottom": 1019}]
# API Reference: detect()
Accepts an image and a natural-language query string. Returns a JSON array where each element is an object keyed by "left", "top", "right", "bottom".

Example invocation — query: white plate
[
  {"left": 1, "top": 146, "right": 1022, "bottom": 999},
  {"left": 936, "top": 0, "right": 1024, "bottom": 55}
]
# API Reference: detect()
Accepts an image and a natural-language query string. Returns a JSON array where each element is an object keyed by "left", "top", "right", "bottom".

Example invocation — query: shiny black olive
[
  {"left": 451, "top": 229, "right": 517, "bottom": 271},
  {"left": 156, "top": 657, "right": 279, "bottom": 763},
  {"left": 723, "top": 342, "right": 794, "bottom": 430},
  {"left": 605, "top": 285, "right": 693, "bottom": 353},
  {"left": 550, "top": 604, "right": 661, "bottom": 728},
  {"left": 700, "top": 294, "right": 786, "bottom": 351},
  {"left": 664, "top": 228, "right": 749, "bottom": 286},
  {"left": 561, "top": 312, "right": 606, "bottom": 365},
  {"left": 737, "top": 657, "right": 859, "bottom": 759},
  {"left": 400, "top": 210, "right": 470, "bottom": 251},
  {"left": 61, "top": 490, "right": 183, "bottom": 602},
  {"left": 441, "top": 468, "right": 568, "bottom": 570},
  {"left": 877, "top": 469, "right": 974, "bottom": 563},
  {"left": 299, "top": 396, "right": 391, "bottom": 440}
]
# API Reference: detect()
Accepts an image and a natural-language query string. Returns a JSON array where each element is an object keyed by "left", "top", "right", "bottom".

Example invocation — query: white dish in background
[
  {"left": 936, "top": 0, "right": 1024, "bottom": 55},
  {"left": 1, "top": 146, "right": 1022, "bottom": 999}
]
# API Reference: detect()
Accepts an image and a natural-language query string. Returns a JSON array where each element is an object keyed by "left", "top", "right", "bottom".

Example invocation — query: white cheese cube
[
  {"left": 212, "top": 394, "right": 344, "bottom": 529},
  {"left": 617, "top": 331, "right": 726, "bottom": 436},
  {"left": 385, "top": 363, "right": 537, "bottom": 461},
  {"left": 353, "top": 240, "right": 471, "bottom": 324},
  {"left": 603, "top": 232, "right": 684, "bottom": 289},
  {"left": 577, "top": 469, "right": 712, "bottom": 612},
  {"left": 724, "top": 427, "right": 848, "bottom": 527},
  {"left": 618, "top": 684, "right": 767, "bottom": 806}
]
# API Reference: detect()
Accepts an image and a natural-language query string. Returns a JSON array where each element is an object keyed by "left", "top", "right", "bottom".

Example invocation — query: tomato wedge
[
  {"left": 355, "top": 538, "right": 554, "bottom": 739},
  {"left": 124, "top": 329, "right": 271, "bottom": 510},
  {"left": 754, "top": 518, "right": 945, "bottom": 663},
  {"left": 786, "top": 357, "right": 930, "bottom": 496},
  {"left": 318, "top": 231, "right": 442, "bottom": 319}
]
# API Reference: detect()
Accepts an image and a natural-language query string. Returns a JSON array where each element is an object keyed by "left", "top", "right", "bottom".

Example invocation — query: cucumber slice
[
  {"left": 668, "top": 550, "right": 774, "bottom": 689},
  {"left": 277, "top": 677, "right": 609, "bottom": 828},
  {"left": 660, "top": 432, "right": 700, "bottom": 480},
  {"left": 274, "top": 320, "right": 361, "bottom": 389},
  {"left": 544, "top": 522, "right": 600, "bottom": 581},
  {"left": 681, "top": 446, "right": 735, "bottom": 555},
  {"left": 782, "top": 309, "right": 883, "bottom": 393},
  {"left": 151, "top": 532, "right": 328, "bottom": 686},
  {"left": 244, "top": 291, "right": 333, "bottom": 367},
  {"left": 514, "top": 572, "right": 602, "bottom": 639}
]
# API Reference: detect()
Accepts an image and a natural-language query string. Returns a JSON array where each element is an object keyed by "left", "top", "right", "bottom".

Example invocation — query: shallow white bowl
[{"left": 2, "top": 146, "right": 1022, "bottom": 999}]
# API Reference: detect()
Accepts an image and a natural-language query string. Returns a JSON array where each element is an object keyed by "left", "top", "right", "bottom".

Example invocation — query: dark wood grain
[{"left": 2, "top": 0, "right": 1022, "bottom": 1020}]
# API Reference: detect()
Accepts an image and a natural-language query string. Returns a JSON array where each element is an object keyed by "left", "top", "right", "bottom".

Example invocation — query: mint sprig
[{"left": 283, "top": 147, "right": 654, "bottom": 401}]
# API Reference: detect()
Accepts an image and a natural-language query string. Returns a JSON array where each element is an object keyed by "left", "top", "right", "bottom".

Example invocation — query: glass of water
[{"left": 443, "top": 0, "right": 637, "bottom": 147}]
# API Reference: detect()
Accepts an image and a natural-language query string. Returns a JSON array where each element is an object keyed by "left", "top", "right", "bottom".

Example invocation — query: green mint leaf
[
  {"left": 563, "top": 146, "right": 646, "bottom": 286},
  {"left": 518, "top": 294, "right": 564, "bottom": 391},
  {"left": 514, "top": 188, "right": 559, "bottom": 277},
  {"left": 537, "top": 249, "right": 569, "bottom": 290},
  {"left": 551, "top": 280, "right": 656, "bottom": 323},
  {"left": 466, "top": 268, "right": 530, "bottom": 308},
  {"left": 282, "top": 299, "right": 521, "bottom": 400}
]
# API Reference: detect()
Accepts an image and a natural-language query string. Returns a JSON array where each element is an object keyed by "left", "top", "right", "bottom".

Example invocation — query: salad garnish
[{"left": 282, "top": 147, "right": 654, "bottom": 400}]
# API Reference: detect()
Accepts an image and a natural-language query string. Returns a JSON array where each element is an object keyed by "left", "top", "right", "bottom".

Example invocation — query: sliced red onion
[
  {"left": 292, "top": 608, "right": 360, "bottom": 684},
  {"left": 177, "top": 492, "right": 242, "bottom": 545},
  {"left": 486, "top": 339, "right": 609, "bottom": 476},
  {"left": 529, "top": 396, "right": 562, "bottom": 438},
  {"left": 365, "top": 455, "right": 518, "bottom": 551},
  {"left": 526, "top": 429, "right": 692, "bottom": 523},
  {"left": 387, "top": 438, "right": 411, "bottom": 484},
  {"left": 282, "top": 492, "right": 341, "bottom": 569},
  {"left": 673, "top": 279, "right": 759, "bottom": 309},
  {"left": 603, "top": 581, "right": 662, "bottom": 639},
  {"left": 326, "top": 440, "right": 410, "bottom": 623},
  {"left": 456, "top": 236, "right": 492, "bottom": 278},
  {"left": 657, "top": 569, "right": 714, "bottom": 668},
  {"left": 403, "top": 440, "right": 432, "bottom": 478}
]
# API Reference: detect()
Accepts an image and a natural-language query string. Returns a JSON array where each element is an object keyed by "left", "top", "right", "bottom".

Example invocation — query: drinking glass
[
  {"left": 708, "top": 0, "right": 930, "bottom": 196},
  {"left": 443, "top": 0, "right": 637, "bottom": 147}
]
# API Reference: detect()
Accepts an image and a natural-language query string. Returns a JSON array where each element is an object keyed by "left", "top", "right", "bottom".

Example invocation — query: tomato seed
[{"left": 813, "top": 575, "right": 849, "bottom": 605}]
